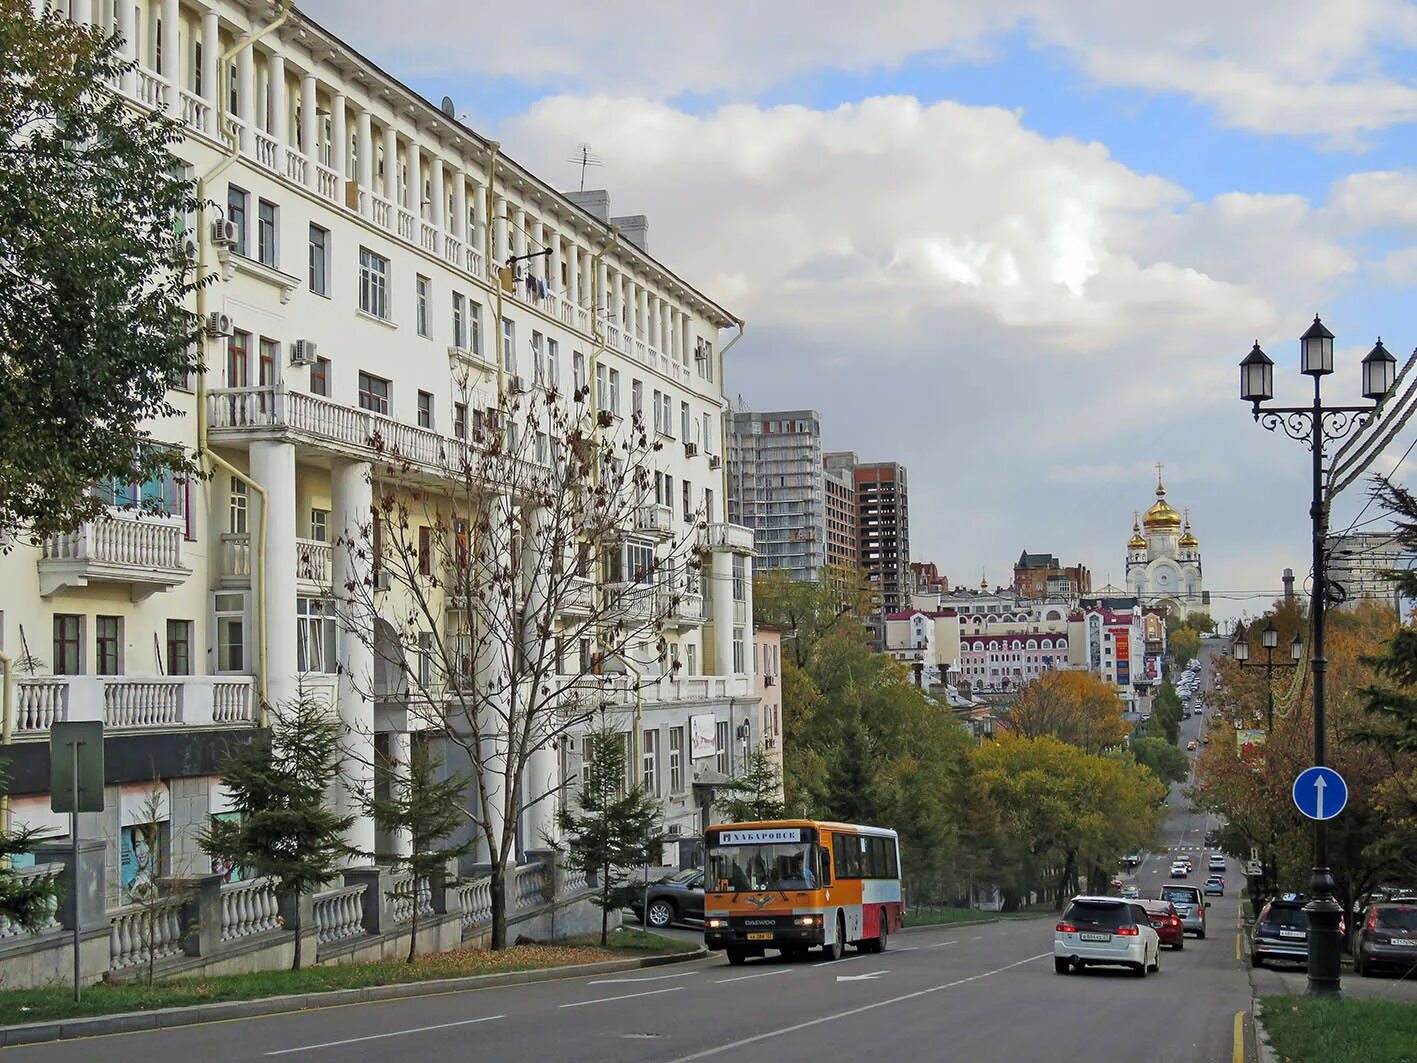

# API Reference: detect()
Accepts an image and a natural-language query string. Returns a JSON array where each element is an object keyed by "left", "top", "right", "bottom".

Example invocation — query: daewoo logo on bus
[{"left": 743, "top": 919, "right": 777, "bottom": 927}]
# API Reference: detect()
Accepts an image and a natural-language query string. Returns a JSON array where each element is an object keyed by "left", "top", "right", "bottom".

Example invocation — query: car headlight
[{"left": 706, "top": 918, "right": 727, "bottom": 929}]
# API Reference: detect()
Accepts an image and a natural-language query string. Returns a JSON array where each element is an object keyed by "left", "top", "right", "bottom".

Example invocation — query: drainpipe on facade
[
  {"left": 0, "top": 649, "right": 13, "bottom": 839},
  {"left": 194, "top": 0, "right": 292, "bottom": 725}
]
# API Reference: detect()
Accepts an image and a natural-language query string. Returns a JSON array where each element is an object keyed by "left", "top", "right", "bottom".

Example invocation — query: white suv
[{"left": 1055, "top": 896, "right": 1161, "bottom": 977}]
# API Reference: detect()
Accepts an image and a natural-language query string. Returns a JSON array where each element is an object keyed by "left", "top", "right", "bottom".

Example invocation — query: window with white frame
[
  {"left": 716, "top": 719, "right": 731, "bottom": 775},
  {"left": 546, "top": 337, "right": 560, "bottom": 389},
  {"left": 214, "top": 592, "right": 246, "bottom": 673},
  {"left": 573, "top": 351, "right": 586, "bottom": 392},
  {"left": 681, "top": 401, "right": 691, "bottom": 441},
  {"left": 257, "top": 199, "right": 277, "bottom": 267},
  {"left": 358, "top": 247, "right": 389, "bottom": 319},
  {"left": 532, "top": 331, "right": 544, "bottom": 383},
  {"left": 452, "top": 291, "right": 466, "bottom": 348},
  {"left": 596, "top": 364, "right": 608, "bottom": 408},
  {"left": 669, "top": 726, "right": 684, "bottom": 792},
  {"left": 308, "top": 224, "right": 329, "bottom": 295},
  {"left": 632, "top": 379, "right": 643, "bottom": 419},
  {"left": 358, "top": 371, "right": 390, "bottom": 415},
  {"left": 642, "top": 729, "right": 660, "bottom": 796},
  {"left": 732, "top": 555, "right": 746, "bottom": 601},
  {"left": 469, "top": 300, "right": 482, "bottom": 356},
  {"left": 415, "top": 275, "right": 430, "bottom": 337},
  {"left": 309, "top": 508, "right": 328, "bottom": 542},
  {"left": 501, "top": 317, "right": 516, "bottom": 372},
  {"left": 732, "top": 627, "right": 746, "bottom": 673},
  {"left": 296, "top": 597, "right": 336, "bottom": 673},
  {"left": 228, "top": 477, "right": 248, "bottom": 534}
]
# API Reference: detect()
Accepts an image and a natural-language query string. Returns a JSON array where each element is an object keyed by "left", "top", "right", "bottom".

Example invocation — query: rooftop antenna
[
  {"left": 567, "top": 142, "right": 602, "bottom": 192},
  {"left": 440, "top": 95, "right": 456, "bottom": 118}
]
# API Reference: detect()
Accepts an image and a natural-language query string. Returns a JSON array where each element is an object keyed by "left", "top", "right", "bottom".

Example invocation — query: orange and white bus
[{"left": 703, "top": 820, "right": 903, "bottom": 964}]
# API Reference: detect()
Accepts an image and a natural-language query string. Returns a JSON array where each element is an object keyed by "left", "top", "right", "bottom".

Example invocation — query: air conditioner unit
[
  {"left": 708, "top": 455, "right": 722, "bottom": 470},
  {"left": 374, "top": 570, "right": 393, "bottom": 592},
  {"left": 211, "top": 218, "right": 239, "bottom": 247},
  {"left": 206, "top": 311, "right": 233, "bottom": 337},
  {"left": 509, "top": 374, "right": 527, "bottom": 395},
  {"left": 683, "top": 441, "right": 699, "bottom": 458},
  {"left": 176, "top": 233, "right": 199, "bottom": 262},
  {"left": 289, "top": 339, "right": 318, "bottom": 366},
  {"left": 764, "top": 674, "right": 776, "bottom": 686}
]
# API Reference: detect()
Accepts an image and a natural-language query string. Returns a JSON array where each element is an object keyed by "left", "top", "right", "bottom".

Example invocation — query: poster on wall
[
  {"left": 1115, "top": 630, "right": 1131, "bottom": 686},
  {"left": 690, "top": 713, "right": 718, "bottom": 759},
  {"left": 1144, "top": 655, "right": 1161, "bottom": 682},
  {"left": 120, "top": 821, "right": 162, "bottom": 904},
  {"left": 1144, "top": 613, "right": 1164, "bottom": 643}
]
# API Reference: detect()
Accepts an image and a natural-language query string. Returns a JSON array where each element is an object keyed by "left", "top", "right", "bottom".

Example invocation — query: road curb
[
  {"left": 0, "top": 947, "right": 709, "bottom": 1047},
  {"left": 1252, "top": 1000, "right": 1277, "bottom": 1063}
]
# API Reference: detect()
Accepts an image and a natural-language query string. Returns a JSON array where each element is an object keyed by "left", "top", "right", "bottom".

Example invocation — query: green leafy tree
[
  {"left": 1130, "top": 736, "right": 1190, "bottom": 787},
  {"left": 1, "top": 3, "right": 203, "bottom": 544},
  {"left": 362, "top": 738, "right": 475, "bottom": 962},
  {"left": 556, "top": 727, "right": 662, "bottom": 945},
  {"left": 201, "top": 689, "right": 357, "bottom": 969},
  {"left": 753, "top": 567, "right": 873, "bottom": 666},
  {"left": 0, "top": 762, "right": 58, "bottom": 931},
  {"left": 715, "top": 747, "right": 786, "bottom": 823},
  {"left": 1150, "top": 680, "right": 1184, "bottom": 745}
]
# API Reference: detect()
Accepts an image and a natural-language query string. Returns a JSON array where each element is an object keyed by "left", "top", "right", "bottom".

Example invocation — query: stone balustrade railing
[
  {"left": 41, "top": 508, "right": 185, "bottom": 570},
  {"left": 388, "top": 872, "right": 434, "bottom": 924},
  {"left": 0, "top": 864, "right": 64, "bottom": 940},
  {"left": 109, "top": 897, "right": 186, "bottom": 969},
  {"left": 312, "top": 883, "right": 368, "bottom": 945},
  {"left": 452, "top": 875, "right": 494, "bottom": 927},
  {"left": 220, "top": 876, "right": 282, "bottom": 941},
  {"left": 10, "top": 676, "right": 254, "bottom": 737},
  {"left": 514, "top": 864, "right": 549, "bottom": 911}
]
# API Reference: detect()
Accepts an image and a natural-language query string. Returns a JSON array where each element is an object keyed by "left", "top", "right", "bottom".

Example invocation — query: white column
[
  {"left": 473, "top": 181, "right": 488, "bottom": 259},
  {"left": 236, "top": 45, "right": 255, "bottom": 150},
  {"left": 667, "top": 306, "right": 679, "bottom": 363},
  {"left": 405, "top": 140, "right": 421, "bottom": 215},
  {"left": 473, "top": 495, "right": 514, "bottom": 864},
  {"left": 69, "top": 0, "right": 92, "bottom": 26},
  {"left": 512, "top": 207, "right": 527, "bottom": 260},
  {"left": 648, "top": 294, "right": 660, "bottom": 352},
  {"left": 532, "top": 219, "right": 548, "bottom": 284},
  {"left": 356, "top": 109, "right": 373, "bottom": 191},
  {"left": 452, "top": 171, "right": 468, "bottom": 242},
  {"left": 388, "top": 731, "right": 413, "bottom": 858},
  {"left": 332, "top": 458, "right": 377, "bottom": 861},
  {"left": 493, "top": 195, "right": 508, "bottom": 265},
  {"left": 382, "top": 124, "right": 398, "bottom": 202},
  {"left": 711, "top": 549, "right": 734, "bottom": 676},
  {"left": 612, "top": 272, "right": 624, "bottom": 329},
  {"left": 250, "top": 441, "right": 299, "bottom": 709},
  {"left": 521, "top": 503, "right": 557, "bottom": 849},
  {"left": 429, "top": 155, "right": 445, "bottom": 231},
  {"left": 200, "top": 9, "right": 218, "bottom": 134},
  {"left": 548, "top": 228, "right": 562, "bottom": 296},
  {"left": 160, "top": 0, "right": 179, "bottom": 114},
  {"left": 300, "top": 74, "right": 317, "bottom": 184},
  {"left": 267, "top": 53, "right": 285, "bottom": 147},
  {"left": 682, "top": 314, "right": 693, "bottom": 369},
  {"left": 637, "top": 286, "right": 649, "bottom": 342},
  {"left": 566, "top": 241, "right": 580, "bottom": 307},
  {"left": 116, "top": 0, "right": 135, "bottom": 93},
  {"left": 332, "top": 93, "right": 348, "bottom": 178}
]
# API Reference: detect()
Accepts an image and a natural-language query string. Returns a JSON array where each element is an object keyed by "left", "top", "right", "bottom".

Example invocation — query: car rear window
[
  {"left": 1160, "top": 887, "right": 1199, "bottom": 905},
  {"left": 1375, "top": 907, "right": 1417, "bottom": 931},
  {"left": 1262, "top": 906, "right": 1308, "bottom": 928},
  {"left": 1063, "top": 901, "right": 1133, "bottom": 929}
]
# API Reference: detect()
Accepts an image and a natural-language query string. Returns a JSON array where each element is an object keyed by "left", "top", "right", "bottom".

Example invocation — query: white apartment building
[{"left": 3, "top": 0, "right": 757, "bottom": 902}]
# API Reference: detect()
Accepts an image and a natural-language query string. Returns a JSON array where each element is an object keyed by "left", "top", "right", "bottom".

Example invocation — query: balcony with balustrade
[
  {"left": 219, "top": 531, "right": 332, "bottom": 594},
  {"left": 9, "top": 675, "right": 256, "bottom": 739},
  {"left": 702, "top": 522, "right": 756, "bottom": 554},
  {"left": 37, "top": 509, "right": 190, "bottom": 599}
]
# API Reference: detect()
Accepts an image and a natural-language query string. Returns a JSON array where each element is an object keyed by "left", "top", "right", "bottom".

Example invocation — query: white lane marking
[
  {"left": 927, "top": 941, "right": 958, "bottom": 949},
  {"left": 587, "top": 970, "right": 700, "bottom": 985},
  {"left": 560, "top": 986, "right": 683, "bottom": 1009},
  {"left": 837, "top": 970, "right": 889, "bottom": 982},
  {"left": 715, "top": 968, "right": 793, "bottom": 984},
  {"left": 812, "top": 953, "right": 866, "bottom": 968},
  {"left": 970, "top": 936, "right": 983, "bottom": 941},
  {"left": 266, "top": 1015, "right": 504, "bottom": 1055},
  {"left": 891, "top": 946, "right": 920, "bottom": 953},
  {"left": 662, "top": 953, "right": 1052, "bottom": 1062}
]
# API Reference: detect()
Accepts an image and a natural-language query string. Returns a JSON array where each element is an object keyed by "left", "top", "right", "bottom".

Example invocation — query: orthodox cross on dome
[{"left": 1155, "top": 462, "right": 1165, "bottom": 492}]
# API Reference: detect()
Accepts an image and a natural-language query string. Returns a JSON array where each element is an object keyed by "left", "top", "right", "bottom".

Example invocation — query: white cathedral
[{"left": 1126, "top": 472, "right": 1206, "bottom": 615}]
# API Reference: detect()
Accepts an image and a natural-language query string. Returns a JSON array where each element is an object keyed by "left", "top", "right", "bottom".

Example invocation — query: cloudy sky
[{"left": 307, "top": 0, "right": 1417, "bottom": 620}]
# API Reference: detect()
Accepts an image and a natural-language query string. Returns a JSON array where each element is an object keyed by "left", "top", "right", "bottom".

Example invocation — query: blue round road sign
[{"left": 1292, "top": 766, "right": 1348, "bottom": 821}]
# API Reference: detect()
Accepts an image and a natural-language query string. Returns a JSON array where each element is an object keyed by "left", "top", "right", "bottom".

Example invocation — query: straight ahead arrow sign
[{"left": 1314, "top": 774, "right": 1326, "bottom": 820}]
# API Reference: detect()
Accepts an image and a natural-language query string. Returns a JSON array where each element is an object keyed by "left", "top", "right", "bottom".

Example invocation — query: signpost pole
[{"left": 70, "top": 740, "right": 80, "bottom": 1004}]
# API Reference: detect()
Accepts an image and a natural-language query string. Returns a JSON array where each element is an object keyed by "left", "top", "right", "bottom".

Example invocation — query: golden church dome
[
  {"left": 1128, "top": 514, "right": 1147, "bottom": 550},
  {"left": 1179, "top": 517, "right": 1199, "bottom": 548},
  {"left": 1143, "top": 481, "right": 1182, "bottom": 530}
]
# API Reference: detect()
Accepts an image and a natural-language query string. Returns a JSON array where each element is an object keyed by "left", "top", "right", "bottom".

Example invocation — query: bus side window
[{"left": 818, "top": 839, "right": 832, "bottom": 886}]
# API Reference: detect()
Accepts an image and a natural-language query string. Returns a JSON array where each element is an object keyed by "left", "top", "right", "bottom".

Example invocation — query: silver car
[
  {"left": 1055, "top": 896, "right": 1162, "bottom": 977},
  {"left": 1158, "top": 884, "right": 1208, "bottom": 938}
]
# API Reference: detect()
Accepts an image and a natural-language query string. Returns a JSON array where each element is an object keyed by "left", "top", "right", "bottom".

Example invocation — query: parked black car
[
  {"left": 1252, "top": 896, "right": 1310, "bottom": 968},
  {"left": 632, "top": 868, "right": 704, "bottom": 928},
  {"left": 1353, "top": 902, "right": 1417, "bottom": 977}
]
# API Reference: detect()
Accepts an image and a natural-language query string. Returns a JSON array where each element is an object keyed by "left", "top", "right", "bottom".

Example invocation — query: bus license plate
[{"left": 747, "top": 932, "right": 773, "bottom": 941}]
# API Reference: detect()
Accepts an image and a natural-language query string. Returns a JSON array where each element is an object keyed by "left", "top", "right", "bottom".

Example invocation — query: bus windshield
[{"left": 707, "top": 843, "right": 817, "bottom": 893}]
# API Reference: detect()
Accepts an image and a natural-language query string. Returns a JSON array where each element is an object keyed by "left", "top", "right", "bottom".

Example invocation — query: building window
[
  {"left": 309, "top": 508, "right": 329, "bottom": 542},
  {"left": 609, "top": 368, "right": 621, "bottom": 415},
  {"left": 642, "top": 729, "right": 660, "bottom": 797},
  {"left": 296, "top": 597, "right": 336, "bottom": 673},
  {"left": 417, "top": 390, "right": 434, "bottom": 429},
  {"left": 418, "top": 525, "right": 433, "bottom": 577},
  {"left": 415, "top": 275, "right": 430, "bottom": 337},
  {"left": 669, "top": 726, "right": 684, "bottom": 792},
  {"left": 454, "top": 402, "right": 467, "bottom": 440},
  {"left": 53, "top": 614, "right": 83, "bottom": 675},
  {"left": 452, "top": 292, "right": 466, "bottom": 349},
  {"left": 310, "top": 356, "right": 330, "bottom": 396},
  {"left": 95, "top": 615, "right": 123, "bottom": 675},
  {"left": 573, "top": 351, "right": 586, "bottom": 393},
  {"left": 732, "top": 556, "right": 746, "bottom": 601},
  {"left": 686, "top": 643, "right": 697, "bottom": 676},
  {"left": 214, "top": 593, "right": 245, "bottom": 672},
  {"left": 166, "top": 619, "right": 192, "bottom": 676},
  {"left": 546, "top": 337, "right": 559, "bottom": 389},
  {"left": 227, "top": 330, "right": 250, "bottom": 388},
  {"left": 257, "top": 199, "right": 277, "bottom": 267},
  {"left": 683, "top": 480, "right": 693, "bottom": 523},
  {"left": 227, "top": 185, "right": 248, "bottom": 256},
  {"left": 258, "top": 337, "right": 277, "bottom": 387},
  {"left": 732, "top": 627, "right": 745, "bottom": 674},
  {"left": 501, "top": 317, "right": 516, "bottom": 372},
  {"left": 716, "top": 720, "right": 731, "bottom": 775},
  {"left": 532, "top": 331, "right": 545, "bottom": 383},
  {"left": 469, "top": 301, "right": 482, "bottom": 356},
  {"left": 358, "top": 371, "right": 390, "bottom": 415},
  {"left": 229, "top": 477, "right": 248, "bottom": 534},
  {"left": 358, "top": 247, "right": 389, "bottom": 319},
  {"left": 308, "top": 223, "right": 329, "bottom": 295},
  {"left": 681, "top": 401, "right": 691, "bottom": 441},
  {"left": 632, "top": 379, "right": 643, "bottom": 419}
]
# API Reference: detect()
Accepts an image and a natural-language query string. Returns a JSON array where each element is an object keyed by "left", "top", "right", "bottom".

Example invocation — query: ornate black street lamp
[
  {"left": 1230, "top": 620, "right": 1303, "bottom": 731},
  {"left": 1239, "top": 316, "right": 1405, "bottom": 997}
]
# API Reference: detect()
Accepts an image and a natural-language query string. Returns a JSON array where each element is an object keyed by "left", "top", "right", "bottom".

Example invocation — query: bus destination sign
[{"left": 718, "top": 828, "right": 802, "bottom": 845}]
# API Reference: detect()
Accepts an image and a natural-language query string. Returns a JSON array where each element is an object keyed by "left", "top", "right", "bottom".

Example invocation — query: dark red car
[{"left": 1140, "top": 899, "right": 1185, "bottom": 950}]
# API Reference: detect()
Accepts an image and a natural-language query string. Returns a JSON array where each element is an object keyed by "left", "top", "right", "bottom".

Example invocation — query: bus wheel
[
  {"left": 874, "top": 922, "right": 889, "bottom": 954},
  {"left": 726, "top": 948, "right": 747, "bottom": 966},
  {"left": 823, "top": 914, "right": 845, "bottom": 961}
]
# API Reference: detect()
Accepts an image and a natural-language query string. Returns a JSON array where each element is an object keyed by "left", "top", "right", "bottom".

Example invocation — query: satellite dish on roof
[{"left": 440, "top": 95, "right": 456, "bottom": 118}]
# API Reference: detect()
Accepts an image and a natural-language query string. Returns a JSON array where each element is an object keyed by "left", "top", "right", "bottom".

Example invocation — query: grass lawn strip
[
  {"left": 1259, "top": 995, "right": 1417, "bottom": 1063},
  {"left": 0, "top": 928, "right": 682, "bottom": 1028}
]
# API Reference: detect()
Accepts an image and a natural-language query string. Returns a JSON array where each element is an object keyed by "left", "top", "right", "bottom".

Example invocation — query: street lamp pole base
[{"left": 1305, "top": 865, "right": 1344, "bottom": 998}]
